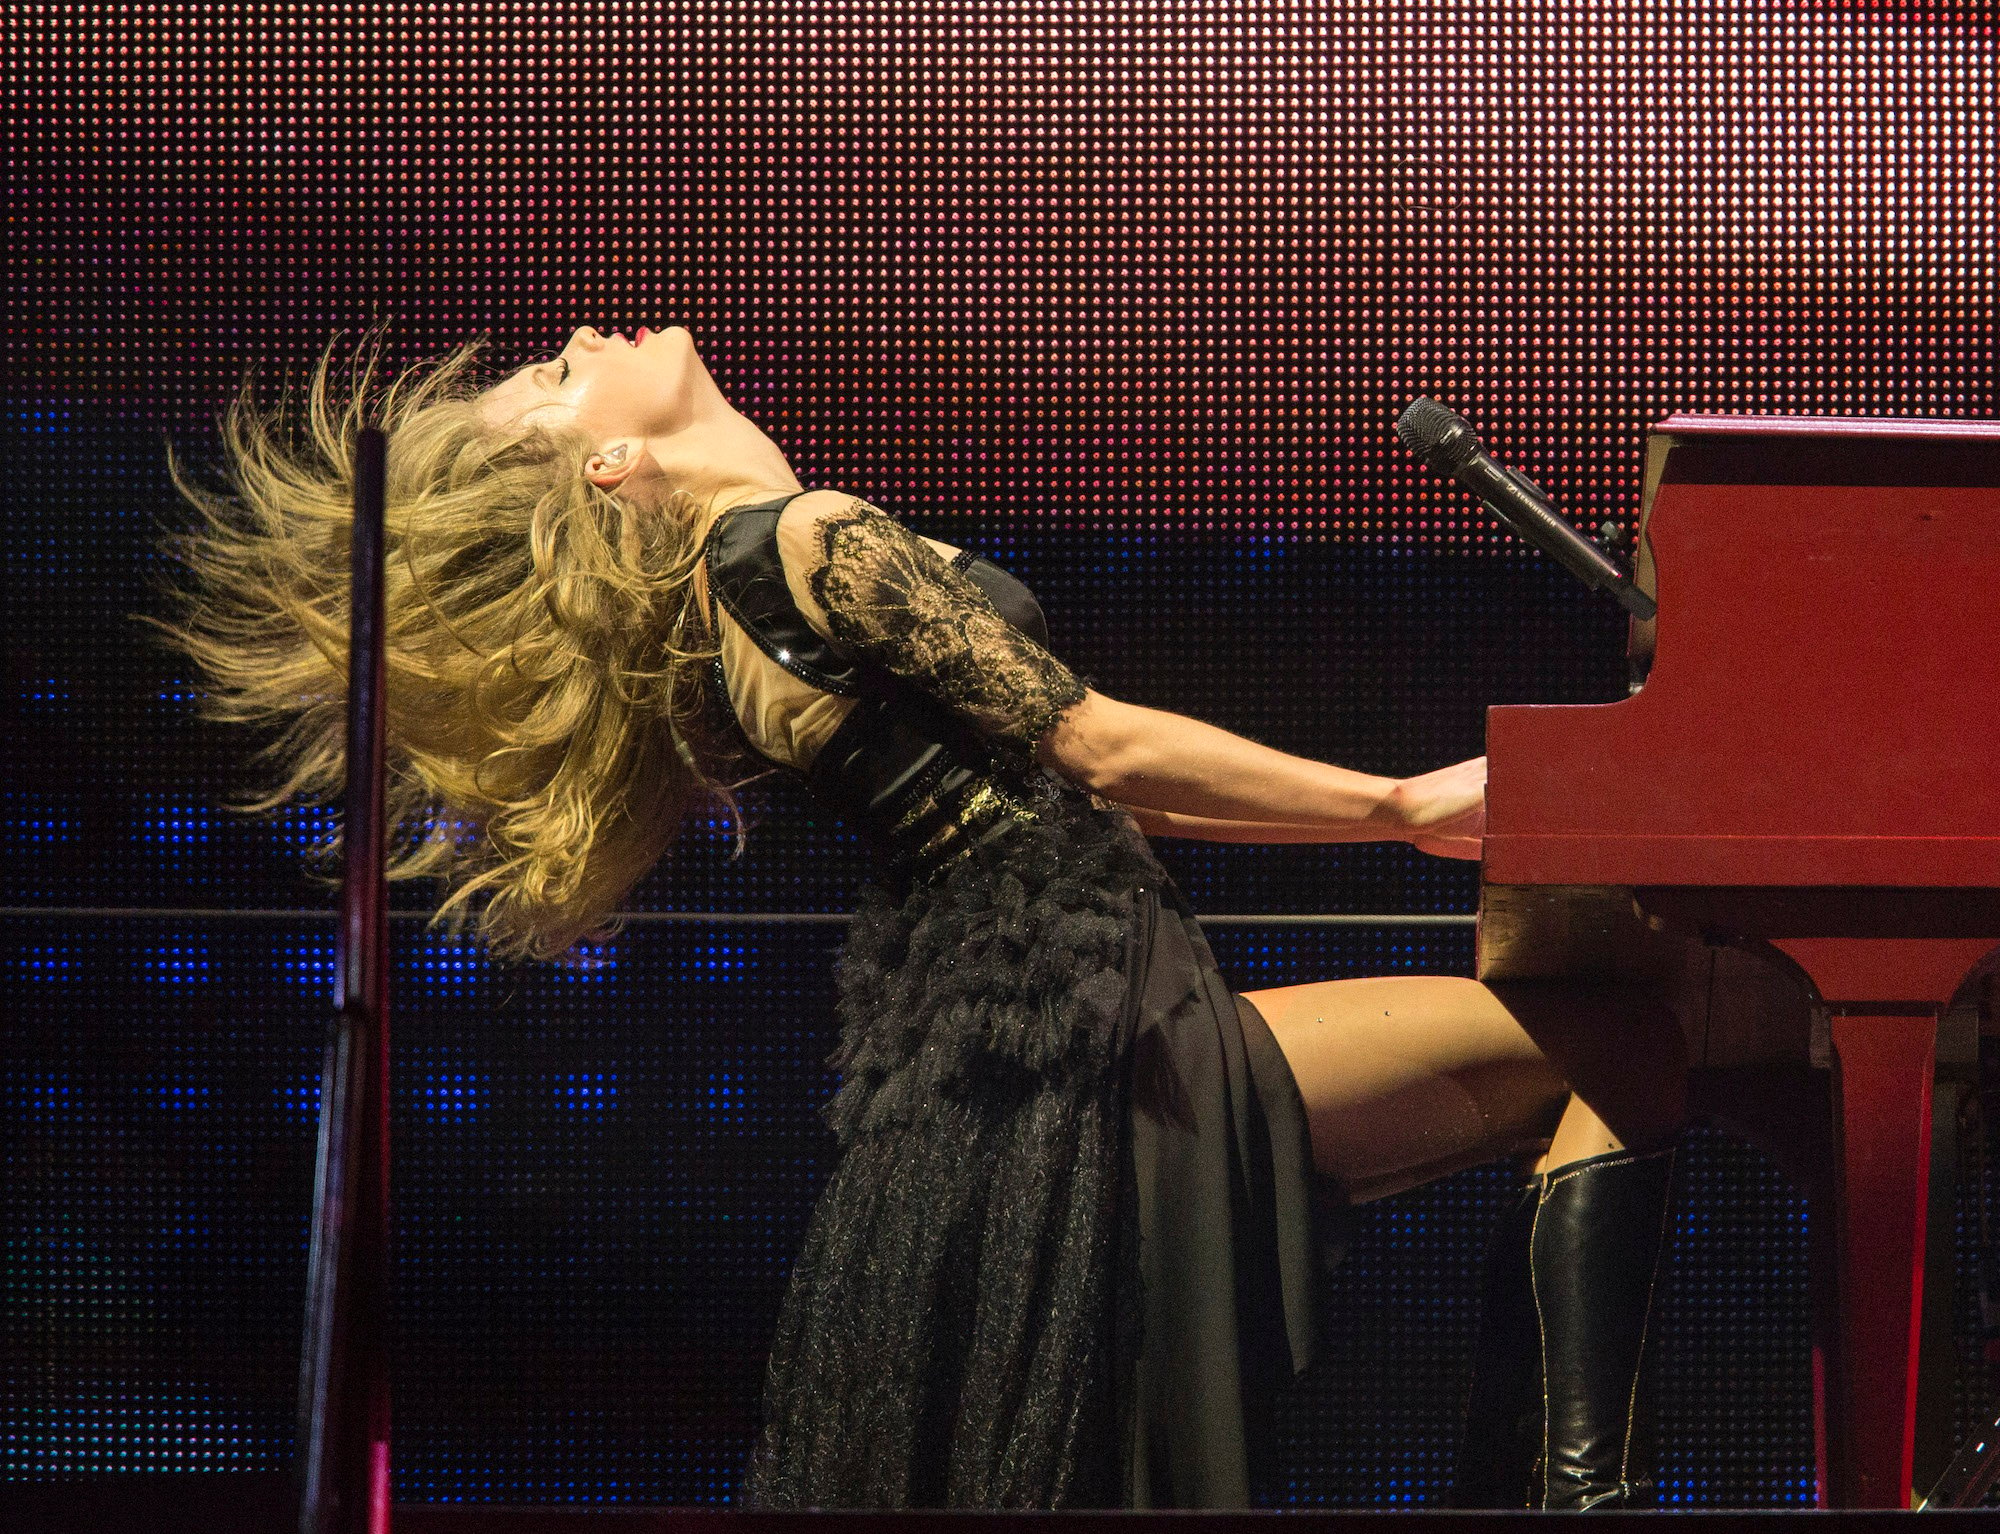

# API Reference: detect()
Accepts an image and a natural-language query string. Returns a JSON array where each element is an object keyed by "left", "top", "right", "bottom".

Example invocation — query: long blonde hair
[{"left": 160, "top": 335, "right": 735, "bottom": 961}]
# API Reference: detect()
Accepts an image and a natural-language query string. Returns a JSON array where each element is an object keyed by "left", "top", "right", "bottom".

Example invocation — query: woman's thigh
[
  {"left": 1240, "top": 974, "right": 1568, "bottom": 1202},
  {"left": 1242, "top": 973, "right": 1689, "bottom": 1201}
]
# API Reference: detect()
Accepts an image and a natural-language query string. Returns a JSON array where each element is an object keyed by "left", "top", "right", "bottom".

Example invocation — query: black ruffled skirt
[{"left": 745, "top": 790, "right": 1319, "bottom": 1509}]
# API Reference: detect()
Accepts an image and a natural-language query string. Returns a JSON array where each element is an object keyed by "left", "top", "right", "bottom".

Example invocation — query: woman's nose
[{"left": 569, "top": 325, "right": 605, "bottom": 350}]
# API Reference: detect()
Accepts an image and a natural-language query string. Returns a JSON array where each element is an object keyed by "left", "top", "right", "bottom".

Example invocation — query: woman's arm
[
  {"left": 1120, "top": 805, "right": 1483, "bottom": 859},
  {"left": 1040, "top": 689, "right": 1485, "bottom": 849},
  {"left": 772, "top": 494, "right": 1481, "bottom": 851},
  {"left": 1118, "top": 807, "right": 1359, "bottom": 843},
  {"left": 1119, "top": 805, "right": 1478, "bottom": 849}
]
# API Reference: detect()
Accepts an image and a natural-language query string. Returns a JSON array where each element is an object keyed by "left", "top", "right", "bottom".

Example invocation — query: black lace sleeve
[{"left": 800, "top": 498, "right": 1087, "bottom": 746}]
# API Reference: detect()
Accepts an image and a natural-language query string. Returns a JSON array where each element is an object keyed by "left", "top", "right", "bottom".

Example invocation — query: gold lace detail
[{"left": 804, "top": 498, "right": 1086, "bottom": 746}]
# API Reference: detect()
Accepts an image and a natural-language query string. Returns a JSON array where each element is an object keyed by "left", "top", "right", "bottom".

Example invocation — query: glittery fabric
[
  {"left": 713, "top": 502, "right": 1320, "bottom": 1508},
  {"left": 745, "top": 787, "right": 1157, "bottom": 1508}
]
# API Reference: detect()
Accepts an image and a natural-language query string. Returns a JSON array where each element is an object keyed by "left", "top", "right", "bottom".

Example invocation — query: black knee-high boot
[
  {"left": 1448, "top": 1174, "right": 1546, "bottom": 1508},
  {"left": 1530, "top": 1144, "right": 1676, "bottom": 1511}
]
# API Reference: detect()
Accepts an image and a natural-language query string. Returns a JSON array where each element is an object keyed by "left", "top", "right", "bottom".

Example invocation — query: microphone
[{"left": 1395, "top": 399, "right": 1656, "bottom": 622}]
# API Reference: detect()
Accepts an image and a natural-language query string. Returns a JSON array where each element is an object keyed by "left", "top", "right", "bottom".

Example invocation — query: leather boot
[
  {"left": 1530, "top": 1144, "right": 1676, "bottom": 1511},
  {"left": 1448, "top": 1173, "right": 1545, "bottom": 1507}
]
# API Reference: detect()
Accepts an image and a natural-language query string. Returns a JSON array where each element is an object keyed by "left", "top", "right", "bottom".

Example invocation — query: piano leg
[
  {"left": 1825, "top": 1009, "right": 1936, "bottom": 1510},
  {"left": 1772, "top": 937, "right": 1993, "bottom": 1510}
]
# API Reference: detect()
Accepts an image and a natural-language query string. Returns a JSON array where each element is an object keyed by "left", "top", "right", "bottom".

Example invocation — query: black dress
[{"left": 701, "top": 493, "right": 1320, "bottom": 1509}]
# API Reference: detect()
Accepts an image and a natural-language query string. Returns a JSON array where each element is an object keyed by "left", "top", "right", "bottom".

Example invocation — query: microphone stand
[{"left": 298, "top": 426, "right": 392, "bottom": 1534}]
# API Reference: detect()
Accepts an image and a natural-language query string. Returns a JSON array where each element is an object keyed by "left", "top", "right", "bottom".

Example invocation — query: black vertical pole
[{"left": 299, "top": 425, "right": 392, "bottom": 1534}]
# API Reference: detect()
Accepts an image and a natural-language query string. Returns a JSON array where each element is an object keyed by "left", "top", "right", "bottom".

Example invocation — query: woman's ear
[{"left": 584, "top": 438, "right": 648, "bottom": 490}]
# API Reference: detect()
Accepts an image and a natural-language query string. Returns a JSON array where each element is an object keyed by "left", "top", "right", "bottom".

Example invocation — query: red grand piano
[{"left": 1480, "top": 414, "right": 2000, "bottom": 1510}]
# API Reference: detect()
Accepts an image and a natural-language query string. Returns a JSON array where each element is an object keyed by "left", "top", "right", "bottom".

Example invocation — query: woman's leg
[
  {"left": 1240, "top": 973, "right": 1685, "bottom": 1196},
  {"left": 1239, "top": 973, "right": 1687, "bottom": 1510},
  {"left": 1489, "top": 978, "right": 1688, "bottom": 1166}
]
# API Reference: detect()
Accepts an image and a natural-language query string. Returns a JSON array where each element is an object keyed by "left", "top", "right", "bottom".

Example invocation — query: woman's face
[{"left": 480, "top": 325, "right": 800, "bottom": 511}]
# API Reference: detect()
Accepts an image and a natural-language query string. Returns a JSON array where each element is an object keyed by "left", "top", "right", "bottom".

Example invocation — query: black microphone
[{"left": 1395, "top": 399, "right": 1656, "bottom": 622}]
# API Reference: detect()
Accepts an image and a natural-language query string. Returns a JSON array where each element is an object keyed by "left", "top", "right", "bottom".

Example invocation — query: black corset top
[{"left": 701, "top": 493, "right": 1063, "bottom": 878}]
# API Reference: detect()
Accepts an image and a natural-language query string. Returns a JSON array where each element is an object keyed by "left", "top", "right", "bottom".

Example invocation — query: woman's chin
[
  {"left": 632, "top": 324, "right": 696, "bottom": 369},
  {"left": 646, "top": 324, "right": 697, "bottom": 362}
]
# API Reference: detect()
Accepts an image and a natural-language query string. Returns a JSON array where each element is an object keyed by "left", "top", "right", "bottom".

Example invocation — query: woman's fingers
[
  {"left": 1395, "top": 754, "right": 1487, "bottom": 841},
  {"left": 1411, "top": 832, "right": 1483, "bottom": 860}
]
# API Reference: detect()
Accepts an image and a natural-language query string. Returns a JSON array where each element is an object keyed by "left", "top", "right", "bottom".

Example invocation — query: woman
[{"left": 166, "top": 326, "right": 1688, "bottom": 1510}]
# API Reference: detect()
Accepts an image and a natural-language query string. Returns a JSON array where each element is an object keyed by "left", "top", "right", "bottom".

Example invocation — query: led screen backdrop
[{"left": 3, "top": 0, "right": 1995, "bottom": 1508}]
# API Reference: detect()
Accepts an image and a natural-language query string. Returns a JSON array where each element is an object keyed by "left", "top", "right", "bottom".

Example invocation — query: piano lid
[
  {"left": 1650, "top": 414, "right": 2000, "bottom": 489},
  {"left": 1485, "top": 418, "right": 2000, "bottom": 889},
  {"left": 1657, "top": 413, "right": 2000, "bottom": 441}
]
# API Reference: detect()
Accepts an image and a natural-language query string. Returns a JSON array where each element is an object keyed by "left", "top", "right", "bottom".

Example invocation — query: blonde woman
[{"left": 166, "top": 325, "right": 1687, "bottom": 1510}]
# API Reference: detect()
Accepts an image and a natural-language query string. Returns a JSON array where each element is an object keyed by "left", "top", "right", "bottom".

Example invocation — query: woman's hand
[{"left": 1386, "top": 755, "right": 1486, "bottom": 860}]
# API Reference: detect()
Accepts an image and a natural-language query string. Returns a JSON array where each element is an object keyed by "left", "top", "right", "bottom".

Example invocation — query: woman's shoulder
[
  {"left": 774, "top": 490, "right": 962, "bottom": 570},
  {"left": 780, "top": 487, "right": 862, "bottom": 518},
  {"left": 773, "top": 487, "right": 869, "bottom": 545},
  {"left": 706, "top": 489, "right": 871, "bottom": 589}
]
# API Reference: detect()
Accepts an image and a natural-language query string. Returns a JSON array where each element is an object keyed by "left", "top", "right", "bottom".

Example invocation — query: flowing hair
[{"left": 156, "top": 334, "right": 737, "bottom": 961}]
